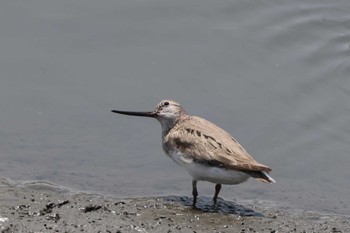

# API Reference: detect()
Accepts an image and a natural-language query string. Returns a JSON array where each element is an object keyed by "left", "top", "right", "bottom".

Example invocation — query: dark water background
[{"left": 1, "top": 0, "right": 349, "bottom": 215}]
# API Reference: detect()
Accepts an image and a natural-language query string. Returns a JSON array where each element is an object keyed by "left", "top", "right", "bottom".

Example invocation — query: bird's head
[{"left": 111, "top": 100, "right": 186, "bottom": 134}]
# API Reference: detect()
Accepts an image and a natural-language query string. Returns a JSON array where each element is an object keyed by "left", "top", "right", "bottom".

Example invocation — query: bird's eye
[{"left": 163, "top": 101, "right": 169, "bottom": 106}]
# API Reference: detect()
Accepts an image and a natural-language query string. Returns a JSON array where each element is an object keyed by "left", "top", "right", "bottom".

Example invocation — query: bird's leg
[
  {"left": 213, "top": 184, "right": 222, "bottom": 205},
  {"left": 192, "top": 180, "right": 198, "bottom": 208}
]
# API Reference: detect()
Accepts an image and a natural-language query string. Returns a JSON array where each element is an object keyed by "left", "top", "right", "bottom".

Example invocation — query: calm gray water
[{"left": 1, "top": 0, "right": 349, "bottom": 215}]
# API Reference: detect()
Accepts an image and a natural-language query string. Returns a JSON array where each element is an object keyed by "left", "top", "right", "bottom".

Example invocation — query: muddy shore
[{"left": 0, "top": 178, "right": 348, "bottom": 232}]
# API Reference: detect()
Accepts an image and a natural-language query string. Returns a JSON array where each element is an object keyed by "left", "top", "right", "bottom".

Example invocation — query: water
[{"left": 1, "top": 0, "right": 349, "bottom": 215}]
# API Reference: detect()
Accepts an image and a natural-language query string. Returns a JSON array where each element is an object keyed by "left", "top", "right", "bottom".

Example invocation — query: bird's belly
[
  {"left": 187, "top": 163, "right": 250, "bottom": 184},
  {"left": 167, "top": 151, "right": 250, "bottom": 185}
]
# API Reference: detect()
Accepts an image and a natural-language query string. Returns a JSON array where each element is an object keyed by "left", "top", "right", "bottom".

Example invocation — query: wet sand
[{"left": 0, "top": 178, "right": 348, "bottom": 233}]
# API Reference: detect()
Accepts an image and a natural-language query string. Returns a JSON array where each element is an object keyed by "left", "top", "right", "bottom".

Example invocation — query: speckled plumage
[
  {"left": 112, "top": 100, "right": 275, "bottom": 207},
  {"left": 163, "top": 115, "right": 272, "bottom": 173}
]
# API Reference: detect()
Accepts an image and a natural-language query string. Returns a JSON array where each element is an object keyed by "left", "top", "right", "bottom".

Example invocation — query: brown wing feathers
[{"left": 166, "top": 116, "right": 273, "bottom": 176}]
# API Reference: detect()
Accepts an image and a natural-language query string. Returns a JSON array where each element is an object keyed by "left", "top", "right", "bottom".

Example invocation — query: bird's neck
[
  {"left": 160, "top": 119, "right": 177, "bottom": 139},
  {"left": 160, "top": 115, "right": 186, "bottom": 138}
]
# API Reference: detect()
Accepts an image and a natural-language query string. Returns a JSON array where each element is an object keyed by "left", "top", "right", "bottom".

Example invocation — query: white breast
[{"left": 167, "top": 151, "right": 250, "bottom": 185}]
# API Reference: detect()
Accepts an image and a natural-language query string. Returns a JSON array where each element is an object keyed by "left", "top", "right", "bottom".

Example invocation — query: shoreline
[{"left": 0, "top": 178, "right": 349, "bottom": 232}]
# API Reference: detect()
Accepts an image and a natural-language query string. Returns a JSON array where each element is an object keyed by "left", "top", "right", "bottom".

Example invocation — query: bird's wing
[{"left": 164, "top": 116, "right": 272, "bottom": 173}]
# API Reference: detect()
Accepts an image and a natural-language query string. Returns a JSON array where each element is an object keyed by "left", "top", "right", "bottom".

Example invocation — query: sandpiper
[{"left": 111, "top": 100, "right": 275, "bottom": 207}]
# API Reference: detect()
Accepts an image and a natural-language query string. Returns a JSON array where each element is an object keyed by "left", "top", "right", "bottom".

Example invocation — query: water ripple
[{"left": 261, "top": 2, "right": 350, "bottom": 75}]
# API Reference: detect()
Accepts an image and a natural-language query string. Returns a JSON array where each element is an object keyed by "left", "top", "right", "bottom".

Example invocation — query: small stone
[{"left": 82, "top": 205, "right": 102, "bottom": 213}]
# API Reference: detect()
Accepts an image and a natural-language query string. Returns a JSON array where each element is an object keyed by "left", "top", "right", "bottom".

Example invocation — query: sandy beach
[{"left": 0, "top": 178, "right": 348, "bottom": 233}]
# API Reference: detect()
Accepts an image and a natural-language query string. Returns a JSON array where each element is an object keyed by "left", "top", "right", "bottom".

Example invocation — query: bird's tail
[
  {"left": 244, "top": 171, "right": 276, "bottom": 183},
  {"left": 257, "top": 171, "right": 276, "bottom": 183}
]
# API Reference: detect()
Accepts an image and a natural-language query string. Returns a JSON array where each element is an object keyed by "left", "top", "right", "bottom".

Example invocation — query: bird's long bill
[{"left": 111, "top": 110, "right": 156, "bottom": 118}]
